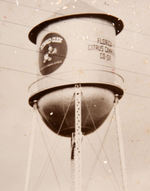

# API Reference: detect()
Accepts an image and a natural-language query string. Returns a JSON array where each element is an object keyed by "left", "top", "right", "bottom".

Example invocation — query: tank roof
[{"left": 28, "top": 1, "right": 124, "bottom": 44}]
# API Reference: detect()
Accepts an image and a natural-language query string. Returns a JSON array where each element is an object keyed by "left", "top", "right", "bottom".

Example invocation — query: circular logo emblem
[{"left": 39, "top": 33, "right": 67, "bottom": 75}]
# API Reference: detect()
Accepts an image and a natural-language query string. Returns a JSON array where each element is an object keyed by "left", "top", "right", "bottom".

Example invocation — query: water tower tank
[{"left": 28, "top": 1, "right": 124, "bottom": 137}]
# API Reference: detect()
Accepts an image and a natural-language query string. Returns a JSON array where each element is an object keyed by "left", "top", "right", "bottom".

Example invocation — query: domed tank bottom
[{"left": 37, "top": 86, "right": 115, "bottom": 137}]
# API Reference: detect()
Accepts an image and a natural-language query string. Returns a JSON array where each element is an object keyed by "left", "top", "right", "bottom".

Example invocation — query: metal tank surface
[{"left": 28, "top": 1, "right": 124, "bottom": 137}]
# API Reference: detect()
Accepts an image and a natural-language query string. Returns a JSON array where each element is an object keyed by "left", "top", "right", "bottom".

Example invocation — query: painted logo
[{"left": 39, "top": 33, "right": 67, "bottom": 75}]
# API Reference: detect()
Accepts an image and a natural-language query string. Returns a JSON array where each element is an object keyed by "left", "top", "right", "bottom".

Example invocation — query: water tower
[{"left": 27, "top": 1, "right": 124, "bottom": 191}]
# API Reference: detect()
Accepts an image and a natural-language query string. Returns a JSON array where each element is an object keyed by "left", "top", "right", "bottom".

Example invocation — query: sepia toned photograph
[{"left": 0, "top": 0, "right": 150, "bottom": 191}]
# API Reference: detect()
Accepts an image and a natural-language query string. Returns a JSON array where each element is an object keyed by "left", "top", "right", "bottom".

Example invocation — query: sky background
[{"left": 0, "top": 0, "right": 150, "bottom": 191}]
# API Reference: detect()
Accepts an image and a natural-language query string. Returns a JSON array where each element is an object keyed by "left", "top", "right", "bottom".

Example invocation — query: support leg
[
  {"left": 24, "top": 103, "right": 37, "bottom": 191},
  {"left": 71, "top": 84, "right": 82, "bottom": 191},
  {"left": 114, "top": 95, "right": 128, "bottom": 191}
]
